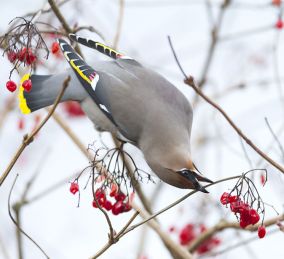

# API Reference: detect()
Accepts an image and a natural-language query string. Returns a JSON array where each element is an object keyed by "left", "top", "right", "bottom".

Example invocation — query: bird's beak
[{"left": 177, "top": 169, "right": 210, "bottom": 193}]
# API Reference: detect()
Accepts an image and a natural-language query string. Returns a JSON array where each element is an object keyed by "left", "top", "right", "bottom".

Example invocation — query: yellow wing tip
[{"left": 18, "top": 74, "right": 31, "bottom": 114}]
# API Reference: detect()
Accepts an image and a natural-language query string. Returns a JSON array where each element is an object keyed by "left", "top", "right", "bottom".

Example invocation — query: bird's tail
[
  {"left": 18, "top": 72, "right": 87, "bottom": 114},
  {"left": 19, "top": 74, "right": 54, "bottom": 114}
]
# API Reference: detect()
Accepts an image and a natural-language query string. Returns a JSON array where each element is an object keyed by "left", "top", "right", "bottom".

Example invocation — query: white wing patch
[
  {"left": 99, "top": 104, "right": 110, "bottom": 113},
  {"left": 90, "top": 74, "right": 100, "bottom": 91}
]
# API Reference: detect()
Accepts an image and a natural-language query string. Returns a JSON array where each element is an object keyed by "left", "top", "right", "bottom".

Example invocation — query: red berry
[
  {"left": 179, "top": 224, "right": 195, "bottom": 245},
  {"left": 6, "top": 80, "right": 17, "bottom": 92},
  {"left": 220, "top": 192, "right": 229, "bottom": 205},
  {"left": 115, "top": 192, "right": 126, "bottom": 202},
  {"left": 103, "top": 200, "right": 113, "bottom": 211},
  {"left": 112, "top": 200, "right": 125, "bottom": 215},
  {"left": 258, "top": 225, "right": 266, "bottom": 238},
  {"left": 22, "top": 79, "right": 32, "bottom": 92},
  {"left": 92, "top": 199, "right": 98, "bottom": 208},
  {"left": 228, "top": 195, "right": 239, "bottom": 203},
  {"left": 260, "top": 173, "right": 266, "bottom": 185},
  {"left": 230, "top": 200, "right": 246, "bottom": 213},
  {"left": 249, "top": 209, "right": 260, "bottom": 225},
  {"left": 276, "top": 19, "right": 283, "bottom": 29},
  {"left": 70, "top": 182, "right": 79, "bottom": 194},
  {"left": 95, "top": 189, "right": 106, "bottom": 206},
  {"left": 197, "top": 243, "right": 210, "bottom": 254},
  {"left": 51, "top": 42, "right": 60, "bottom": 54},
  {"left": 7, "top": 51, "right": 17, "bottom": 63}
]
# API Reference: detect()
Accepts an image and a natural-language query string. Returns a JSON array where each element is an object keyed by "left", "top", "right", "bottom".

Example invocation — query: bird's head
[{"left": 145, "top": 150, "right": 213, "bottom": 192}]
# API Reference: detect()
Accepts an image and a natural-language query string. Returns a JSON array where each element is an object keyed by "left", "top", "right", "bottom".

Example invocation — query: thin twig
[
  {"left": 188, "top": 214, "right": 284, "bottom": 252},
  {"left": 168, "top": 36, "right": 284, "bottom": 175},
  {"left": 0, "top": 76, "right": 71, "bottom": 186},
  {"left": 113, "top": 0, "right": 125, "bottom": 49},
  {"left": 8, "top": 175, "right": 50, "bottom": 259},
  {"left": 47, "top": 0, "right": 83, "bottom": 56}
]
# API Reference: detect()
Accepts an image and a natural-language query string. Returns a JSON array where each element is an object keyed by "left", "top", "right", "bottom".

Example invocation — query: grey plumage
[{"left": 19, "top": 35, "right": 213, "bottom": 191}]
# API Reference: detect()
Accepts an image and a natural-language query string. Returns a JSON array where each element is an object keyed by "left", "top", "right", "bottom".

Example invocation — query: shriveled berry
[
  {"left": 258, "top": 225, "right": 266, "bottom": 238},
  {"left": 18, "top": 48, "right": 27, "bottom": 61},
  {"left": 26, "top": 53, "right": 36, "bottom": 65},
  {"left": 112, "top": 200, "right": 125, "bottom": 215},
  {"left": 6, "top": 80, "right": 17, "bottom": 92},
  {"left": 22, "top": 79, "right": 32, "bottom": 92},
  {"left": 7, "top": 51, "right": 17, "bottom": 63},
  {"left": 51, "top": 42, "right": 60, "bottom": 54},
  {"left": 70, "top": 182, "right": 79, "bottom": 194},
  {"left": 123, "top": 201, "right": 132, "bottom": 212}
]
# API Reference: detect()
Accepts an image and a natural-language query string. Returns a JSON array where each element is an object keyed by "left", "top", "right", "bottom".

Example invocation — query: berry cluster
[
  {"left": 220, "top": 192, "right": 266, "bottom": 238},
  {"left": 92, "top": 188, "right": 132, "bottom": 215},
  {"left": 69, "top": 182, "right": 132, "bottom": 216},
  {"left": 7, "top": 47, "right": 37, "bottom": 65},
  {"left": 177, "top": 223, "right": 221, "bottom": 254}
]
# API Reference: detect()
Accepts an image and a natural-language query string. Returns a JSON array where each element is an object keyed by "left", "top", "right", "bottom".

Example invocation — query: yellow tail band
[{"left": 18, "top": 74, "right": 31, "bottom": 114}]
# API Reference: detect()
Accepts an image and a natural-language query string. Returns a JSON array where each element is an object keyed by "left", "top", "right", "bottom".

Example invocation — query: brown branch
[
  {"left": 0, "top": 76, "right": 71, "bottom": 187},
  {"left": 91, "top": 211, "right": 140, "bottom": 259},
  {"left": 47, "top": 0, "right": 82, "bottom": 56},
  {"left": 8, "top": 175, "right": 50, "bottom": 258},
  {"left": 168, "top": 36, "right": 284, "bottom": 175},
  {"left": 185, "top": 76, "right": 284, "bottom": 174},
  {"left": 188, "top": 214, "right": 284, "bottom": 253},
  {"left": 198, "top": 0, "right": 231, "bottom": 87},
  {"left": 113, "top": 0, "right": 125, "bottom": 49}
]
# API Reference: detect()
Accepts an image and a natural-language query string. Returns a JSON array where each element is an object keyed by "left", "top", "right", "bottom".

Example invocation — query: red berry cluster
[
  {"left": 220, "top": 192, "right": 266, "bottom": 238},
  {"left": 7, "top": 47, "right": 37, "bottom": 65},
  {"left": 178, "top": 224, "right": 221, "bottom": 254},
  {"left": 92, "top": 188, "right": 132, "bottom": 215},
  {"left": 69, "top": 182, "right": 132, "bottom": 216},
  {"left": 63, "top": 101, "right": 85, "bottom": 117}
]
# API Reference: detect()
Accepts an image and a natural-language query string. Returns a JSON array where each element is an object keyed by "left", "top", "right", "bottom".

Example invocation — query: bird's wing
[
  {"left": 69, "top": 33, "right": 141, "bottom": 66},
  {"left": 58, "top": 38, "right": 118, "bottom": 127}
]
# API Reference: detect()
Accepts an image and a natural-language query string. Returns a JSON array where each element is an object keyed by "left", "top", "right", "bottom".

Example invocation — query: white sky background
[{"left": 0, "top": 0, "right": 284, "bottom": 258}]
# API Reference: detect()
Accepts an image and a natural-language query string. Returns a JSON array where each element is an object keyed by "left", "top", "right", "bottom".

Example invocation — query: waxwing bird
[{"left": 18, "top": 34, "right": 213, "bottom": 192}]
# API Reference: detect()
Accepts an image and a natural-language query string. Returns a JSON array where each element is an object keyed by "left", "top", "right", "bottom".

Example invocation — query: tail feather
[{"left": 19, "top": 74, "right": 52, "bottom": 114}]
